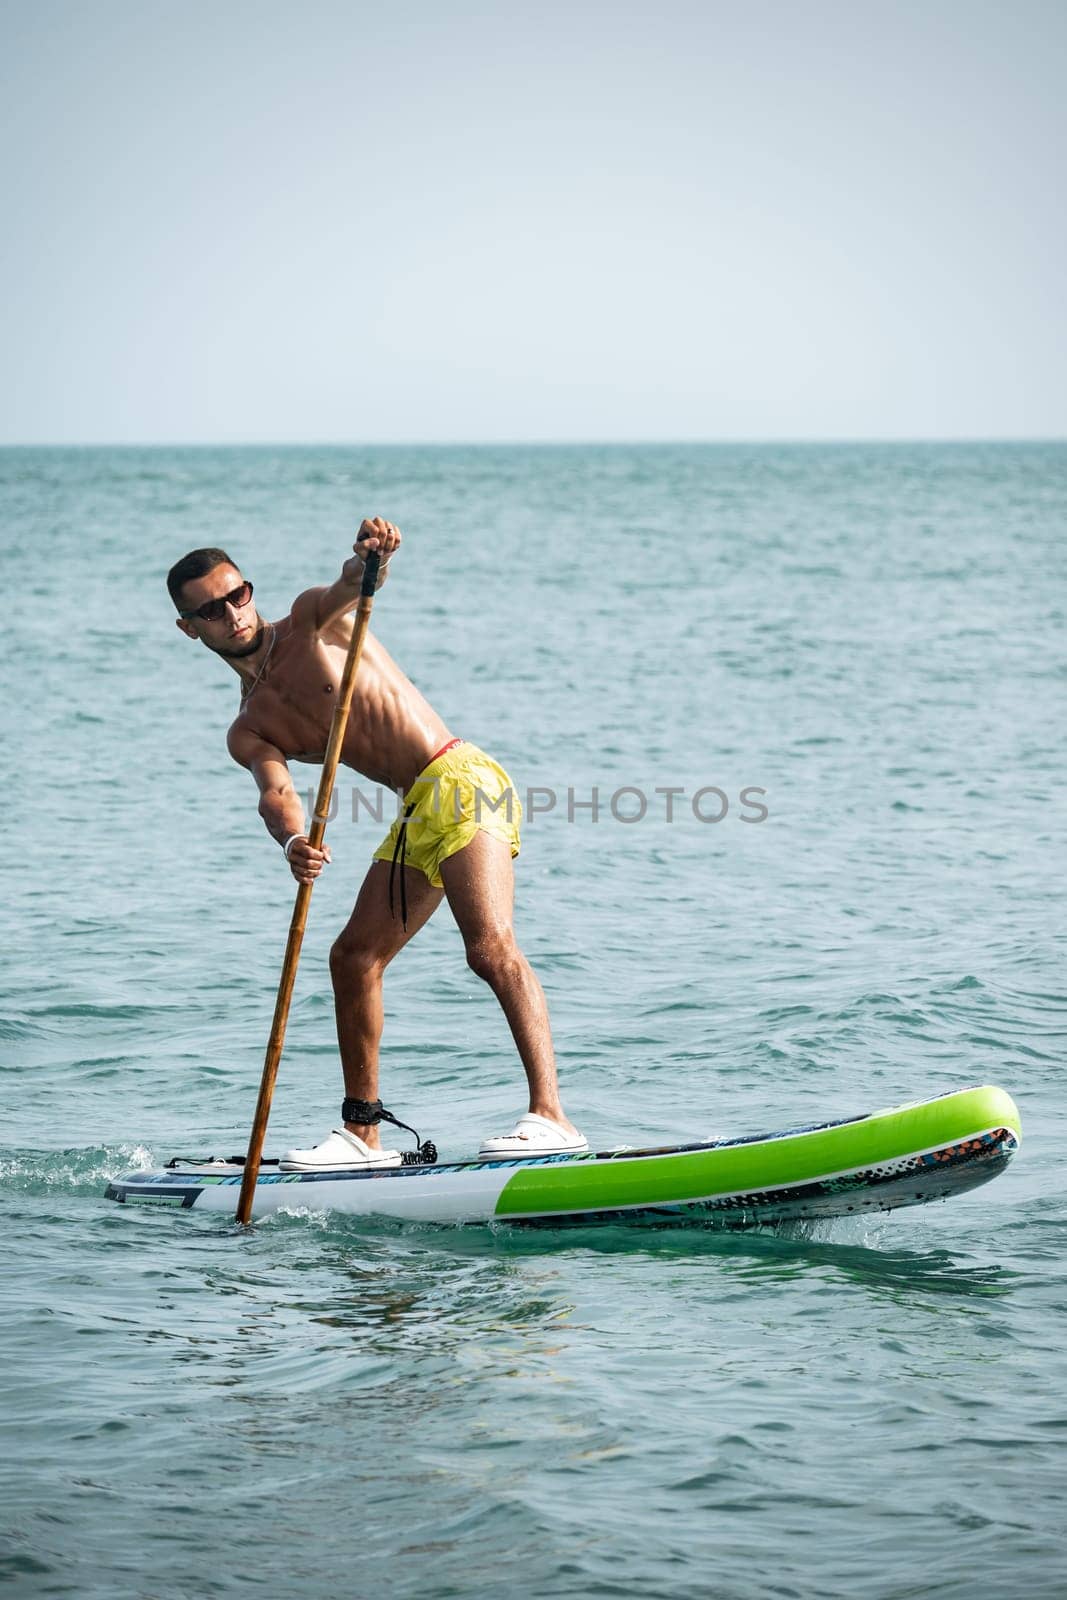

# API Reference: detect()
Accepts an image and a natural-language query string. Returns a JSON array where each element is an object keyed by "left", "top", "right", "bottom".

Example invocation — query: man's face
[{"left": 174, "top": 563, "right": 263, "bottom": 658}]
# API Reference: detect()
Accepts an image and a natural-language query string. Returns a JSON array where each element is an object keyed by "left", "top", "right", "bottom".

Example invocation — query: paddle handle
[{"left": 235, "top": 553, "right": 380, "bottom": 1224}]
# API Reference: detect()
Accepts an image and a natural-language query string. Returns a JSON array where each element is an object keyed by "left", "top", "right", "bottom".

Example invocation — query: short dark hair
[{"left": 166, "top": 547, "right": 239, "bottom": 607}]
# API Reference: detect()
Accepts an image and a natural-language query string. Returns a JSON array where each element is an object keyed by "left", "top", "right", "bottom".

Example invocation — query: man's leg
[
  {"left": 330, "top": 859, "right": 443, "bottom": 1150},
  {"left": 438, "top": 830, "right": 579, "bottom": 1136}
]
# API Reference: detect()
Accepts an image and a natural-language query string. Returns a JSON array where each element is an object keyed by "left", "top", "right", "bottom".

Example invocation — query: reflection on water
[{"left": 260, "top": 1202, "right": 1020, "bottom": 1303}]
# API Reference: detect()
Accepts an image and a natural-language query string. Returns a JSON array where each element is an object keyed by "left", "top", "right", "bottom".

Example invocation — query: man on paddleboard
[{"left": 167, "top": 520, "right": 585, "bottom": 1169}]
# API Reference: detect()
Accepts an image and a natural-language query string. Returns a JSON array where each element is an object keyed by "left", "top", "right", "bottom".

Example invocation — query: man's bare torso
[{"left": 232, "top": 605, "right": 452, "bottom": 793}]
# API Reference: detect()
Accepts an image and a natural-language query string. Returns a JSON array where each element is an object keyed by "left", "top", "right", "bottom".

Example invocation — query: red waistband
[{"left": 428, "top": 737, "right": 464, "bottom": 764}]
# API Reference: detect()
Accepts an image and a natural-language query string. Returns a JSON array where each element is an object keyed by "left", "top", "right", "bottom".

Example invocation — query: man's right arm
[{"left": 226, "top": 725, "right": 331, "bottom": 883}]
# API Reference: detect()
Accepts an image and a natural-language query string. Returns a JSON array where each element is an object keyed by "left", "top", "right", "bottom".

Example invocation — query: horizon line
[{"left": 1, "top": 435, "right": 1065, "bottom": 450}]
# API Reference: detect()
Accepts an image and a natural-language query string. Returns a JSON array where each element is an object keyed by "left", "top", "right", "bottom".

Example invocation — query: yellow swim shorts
[{"left": 372, "top": 739, "right": 522, "bottom": 887}]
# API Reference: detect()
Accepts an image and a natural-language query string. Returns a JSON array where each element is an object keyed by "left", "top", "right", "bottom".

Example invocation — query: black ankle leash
[{"left": 341, "top": 1098, "right": 437, "bottom": 1166}]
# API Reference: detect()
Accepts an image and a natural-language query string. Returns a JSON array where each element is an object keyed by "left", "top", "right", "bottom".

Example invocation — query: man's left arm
[{"left": 294, "top": 517, "right": 402, "bottom": 634}]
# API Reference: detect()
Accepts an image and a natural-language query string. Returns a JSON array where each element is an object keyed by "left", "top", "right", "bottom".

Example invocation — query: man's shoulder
[
  {"left": 290, "top": 588, "right": 328, "bottom": 632},
  {"left": 226, "top": 717, "right": 282, "bottom": 768},
  {"left": 226, "top": 717, "right": 257, "bottom": 766}
]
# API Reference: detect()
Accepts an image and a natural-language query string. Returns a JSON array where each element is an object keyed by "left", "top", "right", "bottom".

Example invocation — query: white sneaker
[
  {"left": 279, "top": 1127, "right": 402, "bottom": 1172},
  {"left": 479, "top": 1113, "right": 589, "bottom": 1158}
]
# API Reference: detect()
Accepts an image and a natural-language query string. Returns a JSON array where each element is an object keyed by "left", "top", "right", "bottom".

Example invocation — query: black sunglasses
[{"left": 179, "top": 580, "right": 254, "bottom": 622}]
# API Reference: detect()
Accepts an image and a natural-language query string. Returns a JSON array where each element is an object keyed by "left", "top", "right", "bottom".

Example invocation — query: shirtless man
[{"left": 167, "top": 518, "right": 585, "bottom": 1169}]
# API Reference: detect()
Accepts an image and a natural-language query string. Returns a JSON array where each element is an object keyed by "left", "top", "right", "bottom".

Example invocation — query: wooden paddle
[{"left": 235, "top": 550, "right": 381, "bottom": 1225}]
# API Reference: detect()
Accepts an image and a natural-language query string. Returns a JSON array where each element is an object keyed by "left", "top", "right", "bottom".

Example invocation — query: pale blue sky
[{"left": 1, "top": 0, "right": 1064, "bottom": 442}]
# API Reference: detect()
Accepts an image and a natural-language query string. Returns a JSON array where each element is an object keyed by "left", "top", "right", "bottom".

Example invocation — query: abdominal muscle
[{"left": 234, "top": 614, "right": 452, "bottom": 792}]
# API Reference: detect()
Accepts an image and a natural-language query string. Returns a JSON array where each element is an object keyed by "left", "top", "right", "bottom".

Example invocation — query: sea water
[{"left": 2, "top": 443, "right": 1065, "bottom": 1598}]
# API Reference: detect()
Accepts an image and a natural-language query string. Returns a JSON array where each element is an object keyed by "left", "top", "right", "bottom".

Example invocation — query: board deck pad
[{"left": 105, "top": 1085, "right": 1020, "bottom": 1229}]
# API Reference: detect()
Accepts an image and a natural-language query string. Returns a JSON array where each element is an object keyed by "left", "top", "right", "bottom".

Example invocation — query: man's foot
[
  {"left": 279, "top": 1127, "right": 402, "bottom": 1172},
  {"left": 479, "top": 1113, "right": 589, "bottom": 1159}
]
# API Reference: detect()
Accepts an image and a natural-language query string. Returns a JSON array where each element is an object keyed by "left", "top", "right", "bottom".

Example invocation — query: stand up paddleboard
[{"left": 105, "top": 1085, "right": 1019, "bottom": 1228}]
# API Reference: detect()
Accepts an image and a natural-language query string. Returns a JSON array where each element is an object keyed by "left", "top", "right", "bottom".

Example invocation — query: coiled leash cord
[{"left": 342, "top": 1097, "right": 438, "bottom": 1166}]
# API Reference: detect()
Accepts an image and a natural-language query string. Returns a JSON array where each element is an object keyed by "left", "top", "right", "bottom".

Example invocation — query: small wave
[
  {"left": 267, "top": 1203, "right": 335, "bottom": 1229},
  {"left": 0, "top": 1143, "right": 155, "bottom": 1196}
]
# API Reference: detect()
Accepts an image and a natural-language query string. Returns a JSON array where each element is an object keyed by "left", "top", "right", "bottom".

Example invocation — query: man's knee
[
  {"left": 330, "top": 929, "right": 386, "bottom": 984},
  {"left": 465, "top": 929, "right": 522, "bottom": 986}
]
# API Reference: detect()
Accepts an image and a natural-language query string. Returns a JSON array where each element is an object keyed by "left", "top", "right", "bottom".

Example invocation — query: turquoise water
[{"left": 3, "top": 443, "right": 1065, "bottom": 1597}]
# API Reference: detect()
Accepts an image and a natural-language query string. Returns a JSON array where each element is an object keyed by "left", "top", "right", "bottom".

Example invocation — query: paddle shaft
[{"left": 235, "top": 552, "right": 380, "bottom": 1224}]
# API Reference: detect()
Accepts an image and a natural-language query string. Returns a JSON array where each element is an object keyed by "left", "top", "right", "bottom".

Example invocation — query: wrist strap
[{"left": 283, "top": 834, "right": 305, "bottom": 861}]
